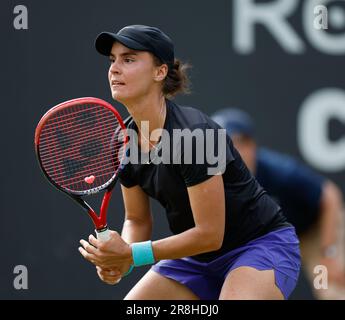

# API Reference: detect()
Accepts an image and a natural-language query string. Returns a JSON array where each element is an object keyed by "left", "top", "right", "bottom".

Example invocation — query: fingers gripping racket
[{"left": 34, "top": 97, "right": 128, "bottom": 242}]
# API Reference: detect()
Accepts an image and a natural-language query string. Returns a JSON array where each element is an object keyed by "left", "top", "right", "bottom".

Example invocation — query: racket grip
[
  {"left": 95, "top": 228, "right": 122, "bottom": 284},
  {"left": 95, "top": 228, "right": 111, "bottom": 242}
]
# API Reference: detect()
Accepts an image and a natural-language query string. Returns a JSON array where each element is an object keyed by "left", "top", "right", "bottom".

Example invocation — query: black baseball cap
[
  {"left": 211, "top": 108, "right": 255, "bottom": 138},
  {"left": 95, "top": 25, "right": 175, "bottom": 67}
]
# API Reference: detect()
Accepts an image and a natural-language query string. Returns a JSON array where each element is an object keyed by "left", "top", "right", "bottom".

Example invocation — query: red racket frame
[{"left": 34, "top": 97, "right": 128, "bottom": 231}]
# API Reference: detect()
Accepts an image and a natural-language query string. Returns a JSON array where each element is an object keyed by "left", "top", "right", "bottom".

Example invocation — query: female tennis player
[{"left": 78, "top": 25, "right": 301, "bottom": 300}]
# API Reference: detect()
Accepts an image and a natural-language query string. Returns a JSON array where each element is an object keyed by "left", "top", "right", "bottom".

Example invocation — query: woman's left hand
[{"left": 78, "top": 230, "right": 132, "bottom": 269}]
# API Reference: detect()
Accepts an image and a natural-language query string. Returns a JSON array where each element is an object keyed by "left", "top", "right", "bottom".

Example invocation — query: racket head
[{"left": 35, "top": 97, "right": 128, "bottom": 197}]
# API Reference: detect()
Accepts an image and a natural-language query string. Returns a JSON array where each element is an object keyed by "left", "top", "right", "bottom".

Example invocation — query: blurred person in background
[{"left": 211, "top": 108, "right": 345, "bottom": 300}]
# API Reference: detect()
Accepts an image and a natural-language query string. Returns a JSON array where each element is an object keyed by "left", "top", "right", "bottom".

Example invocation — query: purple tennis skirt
[{"left": 151, "top": 227, "right": 301, "bottom": 300}]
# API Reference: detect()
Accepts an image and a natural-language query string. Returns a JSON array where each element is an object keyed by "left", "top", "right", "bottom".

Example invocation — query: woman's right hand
[
  {"left": 96, "top": 262, "right": 133, "bottom": 285},
  {"left": 96, "top": 266, "right": 122, "bottom": 285}
]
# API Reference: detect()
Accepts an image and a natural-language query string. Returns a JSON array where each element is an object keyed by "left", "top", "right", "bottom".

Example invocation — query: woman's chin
[
  {"left": 112, "top": 92, "right": 138, "bottom": 106},
  {"left": 112, "top": 92, "right": 127, "bottom": 103}
]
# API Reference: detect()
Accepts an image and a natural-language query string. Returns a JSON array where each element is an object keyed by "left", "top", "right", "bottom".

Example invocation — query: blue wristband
[
  {"left": 131, "top": 240, "right": 155, "bottom": 266},
  {"left": 123, "top": 265, "right": 134, "bottom": 277}
]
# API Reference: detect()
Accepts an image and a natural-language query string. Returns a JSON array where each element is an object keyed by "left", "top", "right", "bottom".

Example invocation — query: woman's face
[{"left": 108, "top": 42, "right": 163, "bottom": 104}]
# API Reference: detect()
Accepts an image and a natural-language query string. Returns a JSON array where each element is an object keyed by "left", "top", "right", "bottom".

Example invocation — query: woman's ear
[{"left": 154, "top": 64, "right": 168, "bottom": 82}]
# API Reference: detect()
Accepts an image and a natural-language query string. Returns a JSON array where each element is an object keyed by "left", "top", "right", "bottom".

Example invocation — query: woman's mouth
[{"left": 111, "top": 80, "right": 125, "bottom": 87}]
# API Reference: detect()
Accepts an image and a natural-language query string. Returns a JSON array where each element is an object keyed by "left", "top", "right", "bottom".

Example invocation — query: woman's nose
[{"left": 109, "top": 61, "right": 121, "bottom": 74}]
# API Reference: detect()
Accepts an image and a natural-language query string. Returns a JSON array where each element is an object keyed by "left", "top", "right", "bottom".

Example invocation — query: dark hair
[{"left": 153, "top": 56, "right": 191, "bottom": 98}]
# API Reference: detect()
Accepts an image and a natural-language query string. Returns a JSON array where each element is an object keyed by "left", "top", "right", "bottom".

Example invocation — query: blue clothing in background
[{"left": 256, "top": 148, "right": 325, "bottom": 235}]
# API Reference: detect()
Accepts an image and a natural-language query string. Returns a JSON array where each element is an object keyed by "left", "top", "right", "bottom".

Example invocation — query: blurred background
[{"left": 1, "top": 0, "right": 345, "bottom": 299}]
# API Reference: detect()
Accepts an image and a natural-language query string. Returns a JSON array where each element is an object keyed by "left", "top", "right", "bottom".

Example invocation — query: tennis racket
[{"left": 34, "top": 97, "right": 128, "bottom": 242}]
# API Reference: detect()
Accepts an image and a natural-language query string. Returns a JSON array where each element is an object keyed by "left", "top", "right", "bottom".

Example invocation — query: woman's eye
[{"left": 109, "top": 59, "right": 115, "bottom": 64}]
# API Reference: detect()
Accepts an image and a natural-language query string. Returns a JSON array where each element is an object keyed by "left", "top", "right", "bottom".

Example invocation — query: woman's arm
[
  {"left": 121, "top": 184, "right": 153, "bottom": 244},
  {"left": 152, "top": 174, "right": 225, "bottom": 260}
]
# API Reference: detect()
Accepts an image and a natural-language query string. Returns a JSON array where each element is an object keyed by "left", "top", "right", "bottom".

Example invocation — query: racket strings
[
  {"left": 49, "top": 162, "right": 123, "bottom": 187},
  {"left": 40, "top": 140, "right": 124, "bottom": 169},
  {"left": 48, "top": 105, "right": 98, "bottom": 122},
  {"left": 40, "top": 139, "right": 125, "bottom": 185},
  {"left": 38, "top": 103, "right": 126, "bottom": 193},
  {"left": 39, "top": 127, "right": 125, "bottom": 171},
  {"left": 42, "top": 148, "right": 126, "bottom": 183},
  {"left": 41, "top": 114, "right": 116, "bottom": 141},
  {"left": 39, "top": 131, "right": 125, "bottom": 159},
  {"left": 41, "top": 136, "right": 121, "bottom": 190}
]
